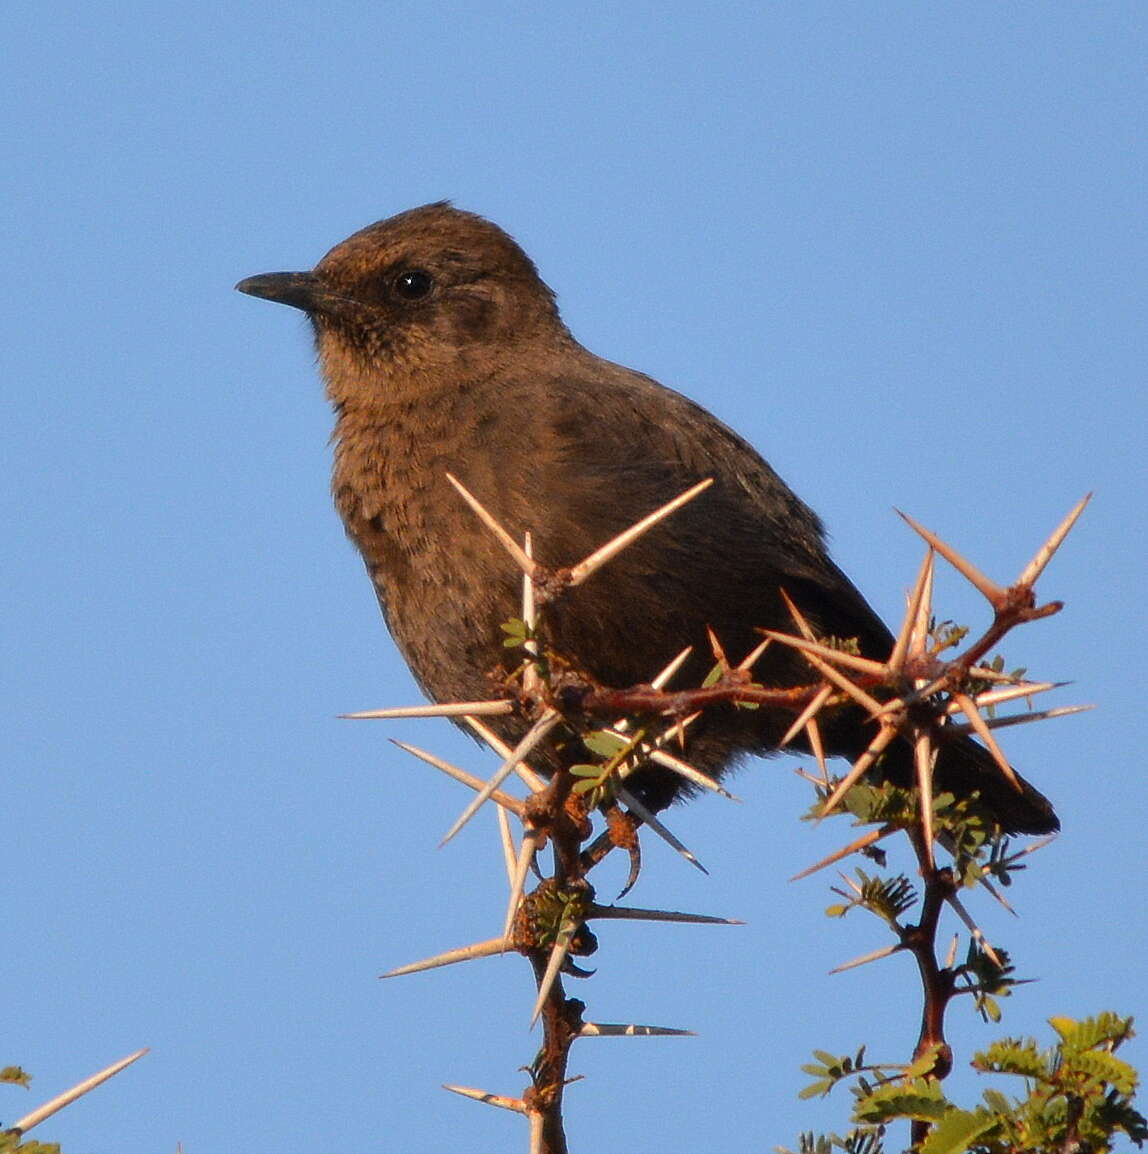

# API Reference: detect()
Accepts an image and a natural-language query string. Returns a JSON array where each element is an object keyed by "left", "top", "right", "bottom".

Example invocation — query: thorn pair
[
  {"left": 445, "top": 473, "right": 714, "bottom": 596},
  {"left": 897, "top": 494, "right": 1090, "bottom": 615}
]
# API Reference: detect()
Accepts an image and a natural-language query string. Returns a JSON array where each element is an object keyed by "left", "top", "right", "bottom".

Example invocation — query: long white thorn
[
  {"left": 530, "top": 923, "right": 576, "bottom": 1026},
  {"left": 566, "top": 479, "right": 714, "bottom": 586},
  {"left": 446, "top": 473, "right": 536, "bottom": 577},
  {"left": 914, "top": 729, "right": 936, "bottom": 871},
  {"left": 910, "top": 545, "right": 936, "bottom": 658},
  {"left": 521, "top": 532, "right": 541, "bottom": 698},
  {"left": 616, "top": 787, "right": 708, "bottom": 874},
  {"left": 647, "top": 748, "right": 740, "bottom": 800},
  {"left": 780, "top": 684, "right": 834, "bottom": 747},
  {"left": 830, "top": 943, "right": 902, "bottom": 974},
  {"left": 778, "top": 587, "right": 817, "bottom": 640},
  {"left": 503, "top": 827, "right": 542, "bottom": 942},
  {"left": 888, "top": 549, "right": 935, "bottom": 675},
  {"left": 773, "top": 642, "right": 886, "bottom": 716},
  {"left": 1016, "top": 493, "right": 1092, "bottom": 587},
  {"left": 946, "top": 891, "right": 1004, "bottom": 969},
  {"left": 497, "top": 805, "right": 517, "bottom": 886},
  {"left": 737, "top": 635, "right": 773, "bottom": 671},
  {"left": 949, "top": 692, "right": 1023, "bottom": 791},
  {"left": 946, "top": 681, "right": 1065, "bottom": 712},
  {"left": 579, "top": 1022, "right": 696, "bottom": 1037},
  {"left": 897, "top": 510, "right": 1005, "bottom": 605},
  {"left": 947, "top": 704, "right": 1093, "bottom": 735},
  {"left": 818, "top": 722, "right": 899, "bottom": 818},
  {"left": 651, "top": 645, "right": 694, "bottom": 690},
  {"left": 463, "top": 716, "right": 547, "bottom": 792},
  {"left": 11, "top": 1048, "right": 149, "bottom": 1134},
  {"left": 441, "top": 711, "right": 561, "bottom": 845},
  {"left": 762, "top": 631, "right": 888, "bottom": 678},
  {"left": 790, "top": 824, "right": 895, "bottom": 882},
  {"left": 975, "top": 872, "right": 1016, "bottom": 916},
  {"left": 342, "top": 699, "right": 514, "bottom": 720},
  {"left": 806, "top": 712, "right": 830, "bottom": 782},
  {"left": 382, "top": 936, "right": 509, "bottom": 978},
  {"left": 390, "top": 740, "right": 525, "bottom": 817},
  {"left": 442, "top": 1084, "right": 528, "bottom": 1113}
]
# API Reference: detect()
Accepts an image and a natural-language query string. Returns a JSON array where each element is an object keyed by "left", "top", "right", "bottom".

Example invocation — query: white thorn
[
  {"left": 11, "top": 1048, "right": 149, "bottom": 1134},
  {"left": 566, "top": 479, "right": 714, "bottom": 586},
  {"left": 441, "top": 711, "right": 560, "bottom": 845}
]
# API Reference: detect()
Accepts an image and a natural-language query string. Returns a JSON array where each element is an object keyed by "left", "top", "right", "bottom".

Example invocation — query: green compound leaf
[
  {"left": 918, "top": 1108, "right": 997, "bottom": 1154},
  {"left": 1067, "top": 1050, "right": 1139, "bottom": 1096},
  {"left": 973, "top": 1038, "right": 1048, "bottom": 1080},
  {"left": 853, "top": 1078, "right": 947, "bottom": 1124},
  {"left": 1050, "top": 1012, "right": 1136, "bottom": 1054}
]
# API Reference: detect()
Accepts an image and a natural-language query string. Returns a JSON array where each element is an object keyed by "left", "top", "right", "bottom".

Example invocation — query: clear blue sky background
[{"left": 6, "top": 6, "right": 1146, "bottom": 1152}]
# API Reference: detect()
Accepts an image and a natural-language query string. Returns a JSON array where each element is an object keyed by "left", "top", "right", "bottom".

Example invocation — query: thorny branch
[{"left": 363, "top": 482, "right": 1088, "bottom": 1153}]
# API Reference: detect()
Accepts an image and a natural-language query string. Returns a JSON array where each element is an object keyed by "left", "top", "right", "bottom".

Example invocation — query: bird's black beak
[
  {"left": 236, "top": 271, "right": 372, "bottom": 326},
  {"left": 235, "top": 271, "right": 323, "bottom": 312}
]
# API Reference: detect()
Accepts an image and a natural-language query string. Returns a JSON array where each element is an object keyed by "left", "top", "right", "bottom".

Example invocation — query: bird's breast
[{"left": 330, "top": 404, "right": 528, "bottom": 702}]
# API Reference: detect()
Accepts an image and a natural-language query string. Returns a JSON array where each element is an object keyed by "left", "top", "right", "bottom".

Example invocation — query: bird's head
[{"left": 236, "top": 202, "right": 566, "bottom": 407}]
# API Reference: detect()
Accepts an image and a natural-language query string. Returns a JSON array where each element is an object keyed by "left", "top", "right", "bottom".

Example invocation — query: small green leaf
[
  {"left": 499, "top": 618, "right": 531, "bottom": 647},
  {"left": 582, "top": 731, "right": 631, "bottom": 758},
  {"left": 799, "top": 1079, "right": 834, "bottom": 1100}
]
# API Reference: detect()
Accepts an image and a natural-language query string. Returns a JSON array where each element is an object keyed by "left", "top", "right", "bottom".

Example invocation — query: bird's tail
[{"left": 891, "top": 734, "right": 1059, "bottom": 835}]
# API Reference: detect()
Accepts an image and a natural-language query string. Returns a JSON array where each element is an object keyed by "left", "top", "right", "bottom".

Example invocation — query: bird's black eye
[{"left": 392, "top": 269, "right": 435, "bottom": 301}]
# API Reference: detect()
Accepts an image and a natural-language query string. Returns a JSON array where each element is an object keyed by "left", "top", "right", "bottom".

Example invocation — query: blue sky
[{"left": 6, "top": 5, "right": 1146, "bottom": 1152}]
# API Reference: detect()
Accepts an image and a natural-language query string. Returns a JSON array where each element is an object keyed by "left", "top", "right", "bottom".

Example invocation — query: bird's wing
[{"left": 478, "top": 358, "right": 894, "bottom": 655}]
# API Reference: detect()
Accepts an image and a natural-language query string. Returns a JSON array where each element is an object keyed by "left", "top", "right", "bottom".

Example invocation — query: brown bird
[{"left": 236, "top": 202, "right": 1057, "bottom": 834}]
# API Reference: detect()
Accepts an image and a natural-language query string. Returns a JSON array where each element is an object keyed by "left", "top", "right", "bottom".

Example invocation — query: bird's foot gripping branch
[{"left": 339, "top": 481, "right": 1139, "bottom": 1154}]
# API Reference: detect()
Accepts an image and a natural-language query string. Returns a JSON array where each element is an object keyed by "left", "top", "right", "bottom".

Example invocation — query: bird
[{"left": 236, "top": 202, "right": 1057, "bottom": 835}]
